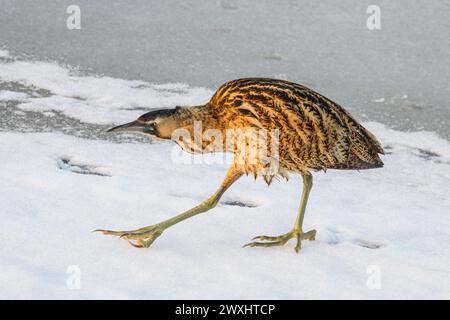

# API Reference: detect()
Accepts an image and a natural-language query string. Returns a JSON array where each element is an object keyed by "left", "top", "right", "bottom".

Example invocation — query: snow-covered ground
[
  {"left": 1, "top": 52, "right": 450, "bottom": 299},
  {"left": 1, "top": 124, "right": 450, "bottom": 299}
]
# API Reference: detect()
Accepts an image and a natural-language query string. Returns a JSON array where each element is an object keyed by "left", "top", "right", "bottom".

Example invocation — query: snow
[
  {"left": 0, "top": 123, "right": 449, "bottom": 299},
  {"left": 1, "top": 51, "right": 449, "bottom": 299},
  {"left": 0, "top": 59, "right": 212, "bottom": 124},
  {"left": 0, "top": 49, "right": 10, "bottom": 58},
  {"left": 0, "top": 90, "right": 29, "bottom": 101}
]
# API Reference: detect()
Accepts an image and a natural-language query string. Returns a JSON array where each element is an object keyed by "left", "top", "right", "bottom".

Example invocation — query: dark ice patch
[
  {"left": 354, "top": 239, "right": 386, "bottom": 249},
  {"left": 57, "top": 158, "right": 111, "bottom": 177},
  {"left": 416, "top": 148, "right": 440, "bottom": 160},
  {"left": 221, "top": 200, "right": 258, "bottom": 208},
  {"left": 383, "top": 145, "right": 393, "bottom": 155}
]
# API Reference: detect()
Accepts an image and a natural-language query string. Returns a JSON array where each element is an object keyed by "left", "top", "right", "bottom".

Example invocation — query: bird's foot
[
  {"left": 94, "top": 224, "right": 164, "bottom": 248},
  {"left": 243, "top": 229, "right": 316, "bottom": 253}
]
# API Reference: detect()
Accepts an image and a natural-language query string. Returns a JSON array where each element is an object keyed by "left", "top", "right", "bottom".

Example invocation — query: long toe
[
  {"left": 251, "top": 233, "right": 291, "bottom": 242},
  {"left": 128, "top": 238, "right": 155, "bottom": 248},
  {"left": 243, "top": 238, "right": 289, "bottom": 248},
  {"left": 300, "top": 229, "right": 317, "bottom": 241},
  {"left": 244, "top": 229, "right": 317, "bottom": 252},
  {"left": 93, "top": 229, "right": 128, "bottom": 237},
  {"left": 94, "top": 225, "right": 164, "bottom": 249},
  {"left": 294, "top": 236, "right": 302, "bottom": 253}
]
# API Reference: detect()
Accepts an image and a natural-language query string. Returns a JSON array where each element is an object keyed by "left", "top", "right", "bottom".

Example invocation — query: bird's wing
[{"left": 297, "top": 90, "right": 384, "bottom": 170}]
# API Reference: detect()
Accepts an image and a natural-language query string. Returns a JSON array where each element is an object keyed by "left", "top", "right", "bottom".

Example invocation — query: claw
[
  {"left": 119, "top": 233, "right": 130, "bottom": 239},
  {"left": 251, "top": 235, "right": 274, "bottom": 241},
  {"left": 128, "top": 240, "right": 143, "bottom": 248},
  {"left": 244, "top": 229, "right": 316, "bottom": 252},
  {"left": 93, "top": 229, "right": 126, "bottom": 237},
  {"left": 294, "top": 236, "right": 302, "bottom": 253},
  {"left": 243, "top": 239, "right": 288, "bottom": 248},
  {"left": 251, "top": 234, "right": 289, "bottom": 242},
  {"left": 94, "top": 225, "right": 164, "bottom": 249},
  {"left": 93, "top": 229, "right": 108, "bottom": 234}
]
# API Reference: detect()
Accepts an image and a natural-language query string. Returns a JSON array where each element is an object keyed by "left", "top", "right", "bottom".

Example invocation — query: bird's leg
[
  {"left": 244, "top": 171, "right": 316, "bottom": 253},
  {"left": 95, "top": 166, "right": 242, "bottom": 248}
]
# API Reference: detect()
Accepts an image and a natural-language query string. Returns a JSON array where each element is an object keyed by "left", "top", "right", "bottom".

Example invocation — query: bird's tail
[{"left": 330, "top": 127, "right": 384, "bottom": 170}]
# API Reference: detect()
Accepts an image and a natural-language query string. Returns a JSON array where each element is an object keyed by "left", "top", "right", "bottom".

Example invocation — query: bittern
[{"left": 96, "top": 78, "right": 383, "bottom": 253}]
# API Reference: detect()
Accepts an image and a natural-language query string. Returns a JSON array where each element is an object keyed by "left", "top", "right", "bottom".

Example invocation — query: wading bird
[{"left": 96, "top": 78, "right": 384, "bottom": 253}]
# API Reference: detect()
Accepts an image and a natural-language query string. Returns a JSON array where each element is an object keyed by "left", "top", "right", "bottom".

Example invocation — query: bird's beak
[{"left": 107, "top": 120, "right": 155, "bottom": 134}]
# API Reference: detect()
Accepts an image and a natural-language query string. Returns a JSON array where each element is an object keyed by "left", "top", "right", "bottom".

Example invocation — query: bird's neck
[
  {"left": 156, "top": 104, "right": 219, "bottom": 139},
  {"left": 179, "top": 104, "right": 219, "bottom": 130}
]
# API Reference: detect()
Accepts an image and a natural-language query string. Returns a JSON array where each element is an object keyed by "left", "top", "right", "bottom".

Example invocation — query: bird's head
[{"left": 107, "top": 107, "right": 182, "bottom": 139}]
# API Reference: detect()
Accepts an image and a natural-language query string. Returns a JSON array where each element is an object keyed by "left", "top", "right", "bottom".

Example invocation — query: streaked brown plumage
[
  {"left": 211, "top": 78, "right": 383, "bottom": 172},
  {"left": 97, "top": 78, "right": 384, "bottom": 253}
]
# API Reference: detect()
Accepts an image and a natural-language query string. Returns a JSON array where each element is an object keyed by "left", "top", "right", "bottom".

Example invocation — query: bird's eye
[
  {"left": 237, "top": 108, "right": 255, "bottom": 117},
  {"left": 143, "top": 122, "right": 156, "bottom": 134}
]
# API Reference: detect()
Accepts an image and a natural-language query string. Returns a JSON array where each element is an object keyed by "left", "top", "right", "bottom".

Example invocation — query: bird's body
[
  {"left": 183, "top": 78, "right": 383, "bottom": 174},
  {"left": 97, "top": 78, "right": 384, "bottom": 252}
]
